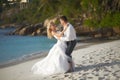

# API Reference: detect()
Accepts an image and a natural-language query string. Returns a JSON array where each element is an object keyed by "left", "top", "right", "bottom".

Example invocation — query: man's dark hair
[{"left": 59, "top": 16, "right": 68, "bottom": 22}]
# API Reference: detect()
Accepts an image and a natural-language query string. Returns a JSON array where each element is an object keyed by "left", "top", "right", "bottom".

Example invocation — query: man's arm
[{"left": 59, "top": 27, "right": 71, "bottom": 41}]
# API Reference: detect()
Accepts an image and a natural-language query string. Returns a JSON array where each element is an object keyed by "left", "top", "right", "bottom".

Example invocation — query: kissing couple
[{"left": 31, "top": 16, "right": 77, "bottom": 76}]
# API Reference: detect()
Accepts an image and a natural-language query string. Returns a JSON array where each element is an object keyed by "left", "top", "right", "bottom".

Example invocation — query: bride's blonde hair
[{"left": 47, "top": 22, "right": 55, "bottom": 39}]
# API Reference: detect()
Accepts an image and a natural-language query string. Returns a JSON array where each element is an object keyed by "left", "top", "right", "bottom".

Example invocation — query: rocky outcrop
[
  {"left": 6, "top": 17, "right": 120, "bottom": 37},
  {"left": 74, "top": 23, "right": 119, "bottom": 38},
  {"left": 8, "top": 17, "right": 58, "bottom": 36},
  {"left": 113, "top": 27, "right": 120, "bottom": 35},
  {"left": 75, "top": 26, "right": 116, "bottom": 37},
  {"left": 10, "top": 23, "right": 47, "bottom": 36}
]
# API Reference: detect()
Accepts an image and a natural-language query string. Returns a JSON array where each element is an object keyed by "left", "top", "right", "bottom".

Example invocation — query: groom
[{"left": 58, "top": 16, "right": 77, "bottom": 72}]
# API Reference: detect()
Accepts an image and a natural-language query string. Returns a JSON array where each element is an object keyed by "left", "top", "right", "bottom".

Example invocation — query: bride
[{"left": 31, "top": 22, "right": 73, "bottom": 76}]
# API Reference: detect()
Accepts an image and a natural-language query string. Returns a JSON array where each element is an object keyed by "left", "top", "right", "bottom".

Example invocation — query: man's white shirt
[{"left": 60, "top": 23, "right": 76, "bottom": 41}]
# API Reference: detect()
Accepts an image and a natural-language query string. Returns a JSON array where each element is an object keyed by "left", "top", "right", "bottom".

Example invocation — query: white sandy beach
[{"left": 0, "top": 40, "right": 120, "bottom": 80}]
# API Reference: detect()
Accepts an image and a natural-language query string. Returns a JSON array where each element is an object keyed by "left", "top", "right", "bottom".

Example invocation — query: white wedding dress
[{"left": 31, "top": 35, "right": 70, "bottom": 76}]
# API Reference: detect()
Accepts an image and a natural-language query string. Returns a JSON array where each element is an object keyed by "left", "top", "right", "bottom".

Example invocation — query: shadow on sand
[{"left": 75, "top": 61, "right": 120, "bottom": 72}]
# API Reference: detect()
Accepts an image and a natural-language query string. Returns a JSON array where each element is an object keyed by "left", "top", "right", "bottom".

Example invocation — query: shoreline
[
  {"left": 0, "top": 39, "right": 120, "bottom": 80},
  {"left": 0, "top": 51, "right": 48, "bottom": 68},
  {"left": 0, "top": 38, "right": 118, "bottom": 68}
]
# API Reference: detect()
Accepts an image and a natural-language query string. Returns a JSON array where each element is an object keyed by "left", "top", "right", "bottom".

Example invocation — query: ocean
[{"left": 0, "top": 28, "right": 56, "bottom": 64}]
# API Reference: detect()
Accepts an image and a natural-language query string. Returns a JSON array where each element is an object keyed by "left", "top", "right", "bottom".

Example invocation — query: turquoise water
[{"left": 0, "top": 28, "right": 56, "bottom": 63}]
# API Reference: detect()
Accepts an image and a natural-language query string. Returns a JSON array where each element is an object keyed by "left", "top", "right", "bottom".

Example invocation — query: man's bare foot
[{"left": 65, "top": 62, "right": 74, "bottom": 73}]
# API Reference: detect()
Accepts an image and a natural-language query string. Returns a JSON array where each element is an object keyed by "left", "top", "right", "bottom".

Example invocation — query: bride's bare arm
[
  {"left": 52, "top": 27, "right": 67, "bottom": 38},
  {"left": 52, "top": 31, "right": 61, "bottom": 37}
]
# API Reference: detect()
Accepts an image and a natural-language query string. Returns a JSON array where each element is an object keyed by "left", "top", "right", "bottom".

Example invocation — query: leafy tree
[{"left": 1, "top": 0, "right": 120, "bottom": 28}]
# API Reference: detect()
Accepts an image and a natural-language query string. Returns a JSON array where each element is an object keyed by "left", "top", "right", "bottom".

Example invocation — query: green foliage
[
  {"left": 1, "top": 0, "right": 120, "bottom": 28},
  {"left": 100, "top": 14, "right": 113, "bottom": 28},
  {"left": 84, "top": 19, "right": 99, "bottom": 28},
  {"left": 113, "top": 12, "right": 120, "bottom": 27},
  {"left": 84, "top": 12, "right": 120, "bottom": 28},
  {"left": 83, "top": 0, "right": 120, "bottom": 28}
]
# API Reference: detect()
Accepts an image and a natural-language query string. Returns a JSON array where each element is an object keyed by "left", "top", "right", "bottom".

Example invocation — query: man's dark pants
[{"left": 65, "top": 40, "right": 77, "bottom": 62}]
